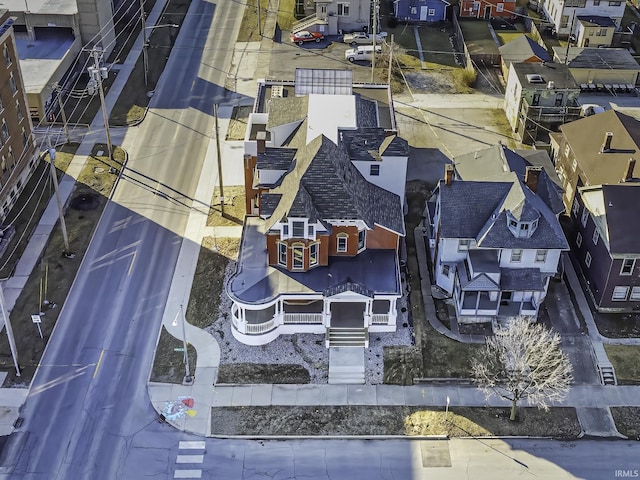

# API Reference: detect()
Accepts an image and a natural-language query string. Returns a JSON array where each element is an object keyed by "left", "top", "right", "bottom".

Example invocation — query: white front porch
[{"left": 230, "top": 295, "right": 398, "bottom": 346}]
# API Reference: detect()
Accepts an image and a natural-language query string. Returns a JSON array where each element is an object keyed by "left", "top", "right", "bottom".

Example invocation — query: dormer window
[
  {"left": 292, "top": 221, "right": 305, "bottom": 237},
  {"left": 357, "top": 229, "right": 365, "bottom": 251},
  {"left": 506, "top": 211, "right": 539, "bottom": 239},
  {"left": 337, "top": 234, "right": 348, "bottom": 252}
]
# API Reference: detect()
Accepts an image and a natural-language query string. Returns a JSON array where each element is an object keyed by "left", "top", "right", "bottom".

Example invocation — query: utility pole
[
  {"left": 387, "top": 34, "right": 394, "bottom": 86},
  {"left": 88, "top": 48, "right": 113, "bottom": 159},
  {"left": 179, "top": 305, "right": 193, "bottom": 385},
  {"left": 0, "top": 283, "right": 20, "bottom": 377},
  {"left": 371, "top": 0, "right": 378, "bottom": 83},
  {"left": 257, "top": 0, "right": 262, "bottom": 36},
  {"left": 214, "top": 103, "right": 225, "bottom": 217},
  {"left": 140, "top": 0, "right": 149, "bottom": 86},
  {"left": 46, "top": 140, "right": 71, "bottom": 256},
  {"left": 52, "top": 83, "right": 70, "bottom": 144}
]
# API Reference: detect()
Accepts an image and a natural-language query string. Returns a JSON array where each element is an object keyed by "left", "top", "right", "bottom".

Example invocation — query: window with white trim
[
  {"left": 370, "top": 164, "right": 380, "bottom": 176},
  {"left": 292, "top": 244, "right": 304, "bottom": 269},
  {"left": 3, "top": 45, "right": 10, "bottom": 67},
  {"left": 511, "top": 249, "right": 523, "bottom": 263},
  {"left": 278, "top": 243, "right": 287, "bottom": 266},
  {"left": 612, "top": 286, "right": 629, "bottom": 301},
  {"left": 16, "top": 101, "right": 22, "bottom": 123},
  {"left": 357, "top": 229, "right": 365, "bottom": 250},
  {"left": 307, "top": 225, "right": 314, "bottom": 238},
  {"left": 337, "top": 234, "right": 348, "bottom": 252},
  {"left": 9, "top": 73, "right": 16, "bottom": 95},
  {"left": 564, "top": 144, "right": 571, "bottom": 158},
  {"left": 630, "top": 287, "right": 640, "bottom": 301},
  {"left": 571, "top": 157, "right": 578, "bottom": 172},
  {"left": 621, "top": 258, "right": 635, "bottom": 276},
  {"left": 496, "top": 3, "right": 504, "bottom": 11},
  {"left": 581, "top": 207, "right": 588, "bottom": 227},
  {"left": 458, "top": 239, "right": 470, "bottom": 252},
  {"left": 1, "top": 120, "right": 8, "bottom": 142},
  {"left": 535, "top": 249, "right": 547, "bottom": 263},
  {"left": 337, "top": 2, "right": 350, "bottom": 15},
  {"left": 442, "top": 264, "right": 450, "bottom": 277},
  {"left": 592, "top": 229, "right": 599, "bottom": 245},
  {"left": 292, "top": 221, "right": 305, "bottom": 237},
  {"left": 428, "top": 7, "right": 436, "bottom": 15},
  {"left": 576, "top": 232, "right": 582, "bottom": 247},
  {"left": 282, "top": 224, "right": 288, "bottom": 236},
  {"left": 585, "top": 252, "right": 592, "bottom": 268},
  {"left": 309, "top": 243, "right": 318, "bottom": 266}
]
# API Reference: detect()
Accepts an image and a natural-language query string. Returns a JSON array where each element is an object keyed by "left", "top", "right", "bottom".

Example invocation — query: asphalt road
[{"left": 3, "top": 0, "right": 242, "bottom": 477}]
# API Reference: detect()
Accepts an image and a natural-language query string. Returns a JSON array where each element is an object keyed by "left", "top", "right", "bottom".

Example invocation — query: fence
[{"left": 452, "top": 10, "right": 476, "bottom": 75}]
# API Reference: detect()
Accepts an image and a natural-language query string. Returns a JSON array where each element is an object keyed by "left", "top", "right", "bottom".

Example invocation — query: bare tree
[{"left": 471, "top": 317, "right": 573, "bottom": 421}]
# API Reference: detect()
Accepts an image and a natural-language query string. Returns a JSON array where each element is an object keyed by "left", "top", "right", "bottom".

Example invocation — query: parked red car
[{"left": 290, "top": 30, "right": 324, "bottom": 46}]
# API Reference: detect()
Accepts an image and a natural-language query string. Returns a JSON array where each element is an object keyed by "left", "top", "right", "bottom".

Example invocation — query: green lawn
[
  {"left": 604, "top": 344, "right": 640, "bottom": 385},
  {"left": 459, "top": 20, "right": 500, "bottom": 54}
]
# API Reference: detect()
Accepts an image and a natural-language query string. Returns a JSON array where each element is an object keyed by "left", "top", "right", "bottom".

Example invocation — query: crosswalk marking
[
  {"left": 176, "top": 454, "right": 204, "bottom": 464},
  {"left": 174, "top": 470, "right": 202, "bottom": 479},
  {"left": 178, "top": 441, "right": 206, "bottom": 450}
]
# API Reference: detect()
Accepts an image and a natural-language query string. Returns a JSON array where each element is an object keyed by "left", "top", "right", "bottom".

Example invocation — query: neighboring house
[
  {"left": 228, "top": 70, "right": 408, "bottom": 363},
  {"left": 0, "top": 11, "right": 37, "bottom": 225},
  {"left": 459, "top": 0, "right": 516, "bottom": 18},
  {"left": 424, "top": 144, "right": 568, "bottom": 324},
  {"left": 394, "top": 0, "right": 450, "bottom": 22},
  {"left": 292, "top": 0, "right": 370, "bottom": 35},
  {"left": 541, "top": 0, "right": 624, "bottom": 38},
  {"left": 499, "top": 35, "right": 552, "bottom": 81},
  {"left": 550, "top": 110, "right": 640, "bottom": 311},
  {"left": 575, "top": 15, "right": 616, "bottom": 47},
  {"left": 552, "top": 47, "right": 640, "bottom": 88},
  {"left": 572, "top": 182, "right": 640, "bottom": 312},
  {"left": 504, "top": 62, "right": 581, "bottom": 145}
]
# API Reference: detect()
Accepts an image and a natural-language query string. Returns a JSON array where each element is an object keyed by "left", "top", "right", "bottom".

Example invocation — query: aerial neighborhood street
[{"left": 0, "top": 0, "right": 637, "bottom": 477}]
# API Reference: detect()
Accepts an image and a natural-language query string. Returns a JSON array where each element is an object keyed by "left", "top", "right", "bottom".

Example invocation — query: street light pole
[
  {"left": 214, "top": 103, "right": 225, "bottom": 217},
  {"left": 52, "top": 83, "right": 70, "bottom": 144},
  {"left": 140, "top": 0, "right": 149, "bottom": 86},
  {"left": 46, "top": 140, "right": 71, "bottom": 256},
  {"left": 179, "top": 305, "right": 193, "bottom": 385},
  {"left": 88, "top": 48, "right": 113, "bottom": 159}
]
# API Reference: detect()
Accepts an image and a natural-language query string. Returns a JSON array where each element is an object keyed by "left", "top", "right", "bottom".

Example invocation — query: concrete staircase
[
  {"left": 326, "top": 327, "right": 368, "bottom": 347},
  {"left": 592, "top": 342, "right": 617, "bottom": 385},
  {"left": 291, "top": 14, "right": 327, "bottom": 33},
  {"left": 328, "top": 347, "right": 365, "bottom": 384}
]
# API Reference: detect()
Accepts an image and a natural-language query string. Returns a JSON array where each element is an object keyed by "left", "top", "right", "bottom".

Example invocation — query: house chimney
[
  {"left": 525, "top": 166, "right": 543, "bottom": 193},
  {"left": 601, "top": 132, "right": 613, "bottom": 153},
  {"left": 256, "top": 131, "right": 267, "bottom": 154},
  {"left": 622, "top": 158, "right": 636, "bottom": 182},
  {"left": 444, "top": 164, "right": 454, "bottom": 186}
]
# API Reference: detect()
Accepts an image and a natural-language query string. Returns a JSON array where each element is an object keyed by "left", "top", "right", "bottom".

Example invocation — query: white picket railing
[{"left": 283, "top": 313, "right": 323, "bottom": 324}]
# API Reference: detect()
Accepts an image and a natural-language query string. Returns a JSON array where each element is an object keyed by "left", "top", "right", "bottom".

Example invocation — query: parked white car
[
  {"left": 345, "top": 45, "right": 382, "bottom": 63},
  {"left": 342, "top": 31, "right": 387, "bottom": 46}
]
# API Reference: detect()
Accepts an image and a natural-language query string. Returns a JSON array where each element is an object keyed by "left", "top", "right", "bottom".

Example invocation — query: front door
[
  {"left": 420, "top": 6, "right": 428, "bottom": 20},
  {"left": 484, "top": 5, "right": 491, "bottom": 18}
]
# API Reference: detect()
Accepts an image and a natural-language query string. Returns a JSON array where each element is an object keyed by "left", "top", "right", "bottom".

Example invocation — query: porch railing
[
  {"left": 283, "top": 313, "right": 323, "bottom": 324},
  {"left": 371, "top": 314, "right": 389, "bottom": 325},
  {"left": 245, "top": 319, "right": 276, "bottom": 334}
]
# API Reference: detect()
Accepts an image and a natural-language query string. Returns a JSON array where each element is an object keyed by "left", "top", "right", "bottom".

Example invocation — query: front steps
[
  {"left": 326, "top": 327, "right": 368, "bottom": 347},
  {"left": 328, "top": 347, "right": 365, "bottom": 384}
]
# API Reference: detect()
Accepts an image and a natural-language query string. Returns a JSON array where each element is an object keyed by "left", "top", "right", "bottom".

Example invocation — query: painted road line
[
  {"left": 93, "top": 349, "right": 105, "bottom": 378},
  {"left": 176, "top": 455, "right": 204, "bottom": 464},
  {"left": 174, "top": 470, "right": 202, "bottom": 479},
  {"left": 178, "top": 441, "right": 206, "bottom": 450}
]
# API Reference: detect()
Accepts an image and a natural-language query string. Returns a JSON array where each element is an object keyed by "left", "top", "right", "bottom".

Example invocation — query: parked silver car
[{"left": 342, "top": 31, "right": 387, "bottom": 46}]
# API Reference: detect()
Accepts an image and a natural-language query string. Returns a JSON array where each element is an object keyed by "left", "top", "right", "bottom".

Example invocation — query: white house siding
[
  {"left": 504, "top": 65, "right": 523, "bottom": 130},
  {"left": 543, "top": 0, "right": 625, "bottom": 36},
  {"left": 499, "top": 248, "right": 561, "bottom": 274},
  {"left": 352, "top": 154, "right": 408, "bottom": 199}
]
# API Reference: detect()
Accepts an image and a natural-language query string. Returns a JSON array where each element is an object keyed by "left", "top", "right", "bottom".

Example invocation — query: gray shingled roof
[
  {"left": 256, "top": 147, "right": 297, "bottom": 170},
  {"left": 552, "top": 47, "right": 640, "bottom": 70},
  {"left": 260, "top": 194, "right": 282, "bottom": 217},
  {"left": 355, "top": 95, "right": 379, "bottom": 127},
  {"left": 438, "top": 176, "right": 568, "bottom": 250},
  {"left": 455, "top": 144, "right": 564, "bottom": 215},
  {"left": 498, "top": 35, "right": 551, "bottom": 64},
  {"left": 512, "top": 62, "right": 579, "bottom": 90},
  {"left": 577, "top": 15, "right": 616, "bottom": 28},
  {"left": 602, "top": 184, "right": 640, "bottom": 255},
  {"left": 500, "top": 268, "right": 546, "bottom": 291},
  {"left": 339, "top": 128, "right": 409, "bottom": 162},
  {"left": 262, "top": 135, "right": 405, "bottom": 235}
]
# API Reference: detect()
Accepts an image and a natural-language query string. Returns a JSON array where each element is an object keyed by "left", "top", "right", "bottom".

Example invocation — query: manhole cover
[{"left": 69, "top": 193, "right": 100, "bottom": 211}]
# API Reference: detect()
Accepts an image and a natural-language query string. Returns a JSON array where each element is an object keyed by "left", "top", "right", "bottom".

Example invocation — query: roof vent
[{"left": 526, "top": 74, "right": 545, "bottom": 84}]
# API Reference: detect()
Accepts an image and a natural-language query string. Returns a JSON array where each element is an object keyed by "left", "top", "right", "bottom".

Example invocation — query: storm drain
[
  {"left": 69, "top": 193, "right": 100, "bottom": 211},
  {"left": 420, "top": 440, "right": 452, "bottom": 468}
]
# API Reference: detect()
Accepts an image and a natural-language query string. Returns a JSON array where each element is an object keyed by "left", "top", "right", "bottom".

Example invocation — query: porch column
[
  {"left": 274, "top": 299, "right": 284, "bottom": 326},
  {"left": 389, "top": 298, "right": 397, "bottom": 326},
  {"left": 323, "top": 298, "right": 331, "bottom": 327},
  {"left": 475, "top": 291, "right": 481, "bottom": 315}
]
